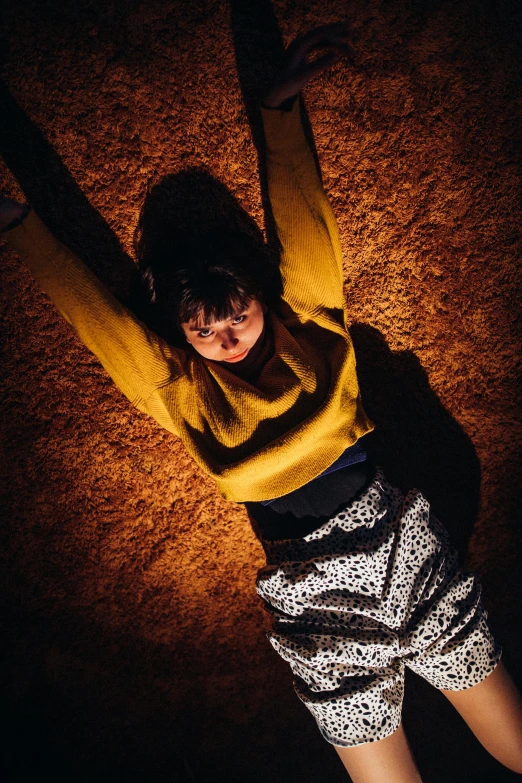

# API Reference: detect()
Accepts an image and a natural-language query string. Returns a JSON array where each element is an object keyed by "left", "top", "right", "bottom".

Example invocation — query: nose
[{"left": 220, "top": 329, "right": 239, "bottom": 352}]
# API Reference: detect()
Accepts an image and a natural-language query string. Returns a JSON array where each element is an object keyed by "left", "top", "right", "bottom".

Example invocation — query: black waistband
[{"left": 245, "top": 460, "right": 376, "bottom": 542}]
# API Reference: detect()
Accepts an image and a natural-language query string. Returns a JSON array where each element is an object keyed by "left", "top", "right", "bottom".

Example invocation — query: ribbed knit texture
[{"left": 5, "top": 100, "right": 373, "bottom": 502}]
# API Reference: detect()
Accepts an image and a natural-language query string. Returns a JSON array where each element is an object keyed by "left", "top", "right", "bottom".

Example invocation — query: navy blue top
[{"left": 260, "top": 441, "right": 368, "bottom": 506}]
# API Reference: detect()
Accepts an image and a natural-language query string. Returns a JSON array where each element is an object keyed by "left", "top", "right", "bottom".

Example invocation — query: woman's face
[{"left": 181, "top": 298, "right": 267, "bottom": 364}]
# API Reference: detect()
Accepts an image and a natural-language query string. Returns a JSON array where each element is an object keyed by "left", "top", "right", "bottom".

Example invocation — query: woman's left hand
[{"left": 263, "top": 23, "right": 354, "bottom": 110}]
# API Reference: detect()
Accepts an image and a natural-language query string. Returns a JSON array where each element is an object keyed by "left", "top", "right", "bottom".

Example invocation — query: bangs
[
  {"left": 134, "top": 220, "right": 281, "bottom": 344},
  {"left": 176, "top": 270, "right": 259, "bottom": 326}
]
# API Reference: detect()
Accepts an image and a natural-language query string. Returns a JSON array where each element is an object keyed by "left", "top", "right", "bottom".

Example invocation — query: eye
[
  {"left": 232, "top": 315, "right": 246, "bottom": 325},
  {"left": 198, "top": 328, "right": 213, "bottom": 338}
]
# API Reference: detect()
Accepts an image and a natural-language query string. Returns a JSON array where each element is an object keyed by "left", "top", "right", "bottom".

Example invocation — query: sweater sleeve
[
  {"left": 260, "top": 100, "right": 346, "bottom": 316},
  {"left": 3, "top": 210, "right": 184, "bottom": 407}
]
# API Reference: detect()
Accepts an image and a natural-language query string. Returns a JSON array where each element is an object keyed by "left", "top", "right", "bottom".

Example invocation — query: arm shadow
[
  {"left": 229, "top": 0, "right": 284, "bottom": 250},
  {"left": 351, "top": 323, "right": 480, "bottom": 559},
  {"left": 0, "top": 79, "right": 136, "bottom": 300}
]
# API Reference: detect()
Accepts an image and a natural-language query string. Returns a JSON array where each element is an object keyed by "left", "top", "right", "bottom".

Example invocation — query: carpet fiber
[{"left": 1, "top": 1, "right": 521, "bottom": 780}]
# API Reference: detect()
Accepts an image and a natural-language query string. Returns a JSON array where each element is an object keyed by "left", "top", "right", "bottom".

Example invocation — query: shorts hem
[
  {"left": 434, "top": 649, "right": 503, "bottom": 693},
  {"left": 318, "top": 715, "right": 403, "bottom": 749}
]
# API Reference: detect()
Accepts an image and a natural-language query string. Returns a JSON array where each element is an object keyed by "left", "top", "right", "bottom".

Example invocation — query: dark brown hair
[
  {"left": 132, "top": 170, "right": 282, "bottom": 344},
  {"left": 135, "top": 225, "right": 281, "bottom": 344}
]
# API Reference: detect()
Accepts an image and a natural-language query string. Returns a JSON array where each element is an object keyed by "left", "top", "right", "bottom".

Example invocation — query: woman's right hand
[{"left": 0, "top": 196, "right": 28, "bottom": 232}]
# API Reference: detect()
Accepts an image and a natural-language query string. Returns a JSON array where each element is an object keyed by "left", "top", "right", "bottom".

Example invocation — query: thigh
[
  {"left": 291, "top": 661, "right": 405, "bottom": 748},
  {"left": 441, "top": 661, "right": 522, "bottom": 774},
  {"left": 255, "top": 471, "right": 407, "bottom": 747},
  {"left": 405, "top": 603, "right": 501, "bottom": 692},
  {"left": 401, "top": 506, "right": 502, "bottom": 693},
  {"left": 335, "top": 723, "right": 422, "bottom": 783}
]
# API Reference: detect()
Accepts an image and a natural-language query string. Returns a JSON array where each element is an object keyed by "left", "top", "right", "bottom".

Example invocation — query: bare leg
[
  {"left": 441, "top": 661, "right": 522, "bottom": 774},
  {"left": 335, "top": 723, "right": 422, "bottom": 783}
]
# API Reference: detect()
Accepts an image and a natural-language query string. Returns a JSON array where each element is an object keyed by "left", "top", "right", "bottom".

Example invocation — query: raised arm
[
  {"left": 0, "top": 196, "right": 184, "bottom": 410},
  {"left": 261, "top": 25, "right": 354, "bottom": 317}
]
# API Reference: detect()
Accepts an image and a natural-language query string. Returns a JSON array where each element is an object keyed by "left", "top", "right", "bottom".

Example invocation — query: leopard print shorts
[{"left": 256, "top": 469, "right": 501, "bottom": 747}]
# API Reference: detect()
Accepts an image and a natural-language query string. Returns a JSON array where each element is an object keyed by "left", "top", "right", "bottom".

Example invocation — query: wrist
[{"left": 261, "top": 92, "right": 298, "bottom": 112}]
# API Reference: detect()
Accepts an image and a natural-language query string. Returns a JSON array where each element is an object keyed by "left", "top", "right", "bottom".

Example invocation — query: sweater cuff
[
  {"left": 260, "top": 97, "right": 309, "bottom": 156},
  {"left": 0, "top": 203, "right": 30, "bottom": 234},
  {"left": 2, "top": 208, "right": 62, "bottom": 270}
]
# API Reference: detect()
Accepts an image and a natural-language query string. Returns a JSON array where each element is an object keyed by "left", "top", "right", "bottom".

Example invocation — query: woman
[{"left": 1, "top": 23, "right": 522, "bottom": 782}]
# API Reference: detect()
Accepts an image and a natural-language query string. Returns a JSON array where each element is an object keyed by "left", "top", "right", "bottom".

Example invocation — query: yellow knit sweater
[{"left": 5, "top": 101, "right": 373, "bottom": 502}]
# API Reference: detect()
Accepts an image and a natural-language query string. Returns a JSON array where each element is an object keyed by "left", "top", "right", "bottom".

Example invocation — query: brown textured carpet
[{"left": 0, "top": 1, "right": 521, "bottom": 781}]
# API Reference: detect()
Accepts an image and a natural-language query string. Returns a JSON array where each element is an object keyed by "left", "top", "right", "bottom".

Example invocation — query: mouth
[{"left": 223, "top": 348, "right": 249, "bottom": 363}]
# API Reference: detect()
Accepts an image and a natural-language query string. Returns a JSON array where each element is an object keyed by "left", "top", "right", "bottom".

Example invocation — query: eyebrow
[{"left": 188, "top": 309, "right": 247, "bottom": 331}]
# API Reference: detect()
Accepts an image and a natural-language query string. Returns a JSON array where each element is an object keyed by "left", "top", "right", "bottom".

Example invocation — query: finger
[
  {"left": 300, "top": 22, "right": 352, "bottom": 45},
  {"left": 300, "top": 50, "right": 341, "bottom": 80},
  {"left": 288, "top": 40, "right": 354, "bottom": 75},
  {"left": 289, "top": 23, "right": 352, "bottom": 64}
]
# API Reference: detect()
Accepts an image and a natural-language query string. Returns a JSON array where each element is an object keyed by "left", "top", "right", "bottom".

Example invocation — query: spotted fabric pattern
[{"left": 256, "top": 469, "right": 501, "bottom": 747}]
